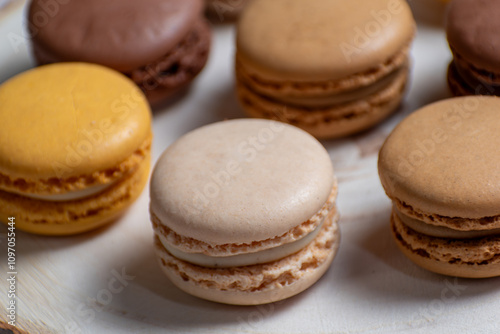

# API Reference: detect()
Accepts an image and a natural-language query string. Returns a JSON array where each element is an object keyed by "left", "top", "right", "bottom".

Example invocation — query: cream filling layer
[
  {"left": 274, "top": 67, "right": 406, "bottom": 108},
  {"left": 160, "top": 220, "right": 325, "bottom": 268},
  {"left": 12, "top": 182, "right": 115, "bottom": 202},
  {"left": 395, "top": 206, "right": 500, "bottom": 239}
]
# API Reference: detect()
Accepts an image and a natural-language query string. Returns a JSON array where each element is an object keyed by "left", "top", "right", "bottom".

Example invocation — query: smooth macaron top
[
  {"left": 379, "top": 96, "right": 500, "bottom": 219},
  {"left": 0, "top": 63, "right": 151, "bottom": 180},
  {"left": 150, "top": 119, "right": 335, "bottom": 245},
  {"left": 29, "top": 0, "right": 204, "bottom": 72},
  {"left": 237, "top": 0, "right": 414, "bottom": 81},
  {"left": 446, "top": 0, "right": 500, "bottom": 72}
]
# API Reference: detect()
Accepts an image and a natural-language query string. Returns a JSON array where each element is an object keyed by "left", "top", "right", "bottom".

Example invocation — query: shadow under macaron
[
  {"left": 342, "top": 208, "right": 500, "bottom": 304},
  {"left": 109, "top": 238, "right": 312, "bottom": 331}
]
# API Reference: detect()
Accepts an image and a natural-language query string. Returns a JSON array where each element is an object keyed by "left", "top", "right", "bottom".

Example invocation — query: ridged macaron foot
[
  {"left": 28, "top": 0, "right": 211, "bottom": 107},
  {"left": 235, "top": 0, "right": 415, "bottom": 139},
  {"left": 0, "top": 63, "right": 152, "bottom": 236},
  {"left": 379, "top": 96, "right": 500, "bottom": 278},
  {"left": 150, "top": 119, "right": 340, "bottom": 305}
]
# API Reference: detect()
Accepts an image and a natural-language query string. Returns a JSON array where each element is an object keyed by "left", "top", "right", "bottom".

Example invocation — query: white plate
[{"left": 1, "top": 0, "right": 499, "bottom": 333}]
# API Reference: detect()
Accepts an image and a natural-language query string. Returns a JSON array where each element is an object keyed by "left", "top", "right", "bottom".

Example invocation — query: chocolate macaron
[
  {"left": 28, "top": 0, "right": 211, "bottom": 107},
  {"left": 236, "top": 0, "right": 415, "bottom": 138},
  {"left": 150, "top": 119, "right": 340, "bottom": 304},
  {"left": 446, "top": 0, "right": 500, "bottom": 96},
  {"left": 379, "top": 96, "right": 500, "bottom": 278}
]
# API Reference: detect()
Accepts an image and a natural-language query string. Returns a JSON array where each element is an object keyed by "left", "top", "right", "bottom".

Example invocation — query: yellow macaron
[{"left": 0, "top": 63, "right": 152, "bottom": 235}]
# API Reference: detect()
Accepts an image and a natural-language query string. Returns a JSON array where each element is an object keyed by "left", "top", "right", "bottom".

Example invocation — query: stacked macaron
[
  {"left": 0, "top": 63, "right": 152, "bottom": 235},
  {"left": 379, "top": 96, "right": 500, "bottom": 278},
  {"left": 150, "top": 119, "right": 340, "bottom": 304},
  {"left": 28, "top": 0, "right": 211, "bottom": 107},
  {"left": 236, "top": 0, "right": 415, "bottom": 138}
]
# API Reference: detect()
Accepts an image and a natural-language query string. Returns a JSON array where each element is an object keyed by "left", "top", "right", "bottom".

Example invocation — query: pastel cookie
[
  {"left": 28, "top": 0, "right": 211, "bottom": 107},
  {"left": 0, "top": 63, "right": 152, "bottom": 235},
  {"left": 379, "top": 96, "right": 500, "bottom": 278},
  {"left": 446, "top": 0, "right": 500, "bottom": 96},
  {"left": 236, "top": 0, "right": 415, "bottom": 138},
  {"left": 150, "top": 119, "right": 340, "bottom": 304}
]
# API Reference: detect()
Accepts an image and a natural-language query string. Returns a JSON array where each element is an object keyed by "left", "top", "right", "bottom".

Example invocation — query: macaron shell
[
  {"left": 378, "top": 96, "right": 500, "bottom": 218},
  {"left": 150, "top": 119, "right": 335, "bottom": 245},
  {"left": 155, "top": 211, "right": 340, "bottom": 305},
  {"left": 29, "top": 0, "right": 204, "bottom": 72},
  {"left": 237, "top": 0, "right": 415, "bottom": 81},
  {"left": 0, "top": 153, "right": 150, "bottom": 236},
  {"left": 238, "top": 65, "right": 408, "bottom": 139},
  {"left": 0, "top": 63, "right": 152, "bottom": 180},
  {"left": 392, "top": 211, "right": 500, "bottom": 278},
  {"left": 446, "top": 0, "right": 500, "bottom": 73}
]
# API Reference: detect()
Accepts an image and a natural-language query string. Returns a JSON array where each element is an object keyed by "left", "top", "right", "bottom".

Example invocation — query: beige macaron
[
  {"left": 236, "top": 0, "right": 415, "bottom": 139},
  {"left": 379, "top": 96, "right": 500, "bottom": 278},
  {"left": 150, "top": 119, "right": 339, "bottom": 305}
]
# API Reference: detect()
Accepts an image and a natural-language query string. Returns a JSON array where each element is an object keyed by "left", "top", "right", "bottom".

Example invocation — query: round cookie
[
  {"left": 0, "top": 63, "right": 152, "bottom": 235},
  {"left": 235, "top": 0, "right": 415, "bottom": 138},
  {"left": 378, "top": 96, "right": 500, "bottom": 278},
  {"left": 150, "top": 119, "right": 340, "bottom": 304},
  {"left": 28, "top": 0, "right": 211, "bottom": 107},
  {"left": 446, "top": 0, "right": 500, "bottom": 96}
]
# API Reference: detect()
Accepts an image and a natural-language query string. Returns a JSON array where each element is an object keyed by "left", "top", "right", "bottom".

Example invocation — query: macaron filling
[
  {"left": 394, "top": 207, "right": 500, "bottom": 239},
  {"left": 159, "top": 219, "right": 326, "bottom": 268},
  {"left": 264, "top": 66, "right": 408, "bottom": 108},
  {"left": 127, "top": 19, "right": 211, "bottom": 102},
  {"left": 450, "top": 56, "right": 500, "bottom": 95},
  {"left": 8, "top": 182, "right": 116, "bottom": 202}
]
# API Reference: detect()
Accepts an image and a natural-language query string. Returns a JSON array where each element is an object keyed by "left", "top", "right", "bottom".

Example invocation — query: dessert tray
[{"left": 1, "top": 0, "right": 498, "bottom": 333}]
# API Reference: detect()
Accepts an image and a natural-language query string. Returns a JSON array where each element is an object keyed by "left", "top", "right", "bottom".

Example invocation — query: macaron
[
  {"left": 446, "top": 0, "right": 500, "bottom": 96},
  {"left": 150, "top": 119, "right": 340, "bottom": 305},
  {"left": 28, "top": 0, "right": 211, "bottom": 107},
  {"left": 0, "top": 63, "right": 152, "bottom": 235},
  {"left": 235, "top": 0, "right": 415, "bottom": 139},
  {"left": 378, "top": 96, "right": 500, "bottom": 278}
]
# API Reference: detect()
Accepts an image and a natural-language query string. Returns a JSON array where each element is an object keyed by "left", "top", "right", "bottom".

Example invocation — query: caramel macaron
[
  {"left": 28, "top": 0, "right": 211, "bottom": 107},
  {"left": 446, "top": 0, "right": 500, "bottom": 96},
  {"left": 236, "top": 0, "right": 415, "bottom": 139},
  {"left": 379, "top": 96, "right": 500, "bottom": 278},
  {"left": 150, "top": 119, "right": 340, "bottom": 305},
  {"left": 0, "top": 63, "right": 152, "bottom": 235}
]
